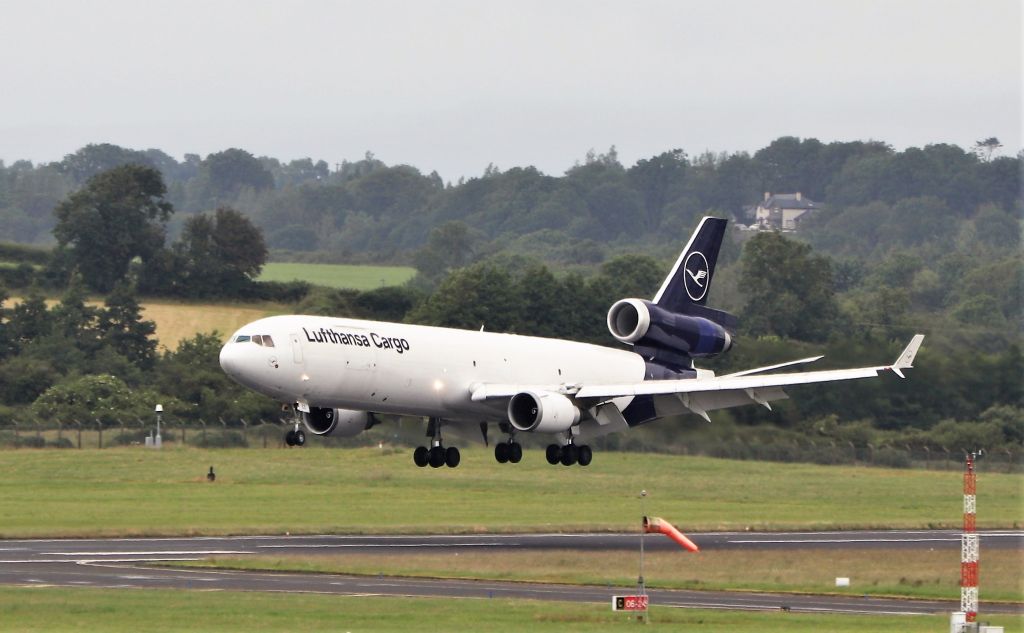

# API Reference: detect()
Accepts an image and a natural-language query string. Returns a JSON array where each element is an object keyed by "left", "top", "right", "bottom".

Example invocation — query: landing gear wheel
[
  {"left": 445, "top": 446, "right": 461, "bottom": 468},
  {"left": 495, "top": 443, "right": 510, "bottom": 464},
  {"left": 509, "top": 442, "right": 523, "bottom": 463},
  {"left": 577, "top": 445, "right": 593, "bottom": 466},
  {"left": 413, "top": 446, "right": 429, "bottom": 467},
  {"left": 428, "top": 446, "right": 446, "bottom": 468},
  {"left": 285, "top": 430, "right": 296, "bottom": 446},
  {"left": 560, "top": 444, "right": 579, "bottom": 466},
  {"left": 545, "top": 444, "right": 561, "bottom": 465},
  {"left": 294, "top": 429, "right": 306, "bottom": 446}
]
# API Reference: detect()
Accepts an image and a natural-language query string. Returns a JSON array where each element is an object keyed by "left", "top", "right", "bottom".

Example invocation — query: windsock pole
[{"left": 961, "top": 452, "right": 979, "bottom": 623}]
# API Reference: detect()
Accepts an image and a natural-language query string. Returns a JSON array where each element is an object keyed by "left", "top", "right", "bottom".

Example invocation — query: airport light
[{"left": 154, "top": 404, "right": 163, "bottom": 449}]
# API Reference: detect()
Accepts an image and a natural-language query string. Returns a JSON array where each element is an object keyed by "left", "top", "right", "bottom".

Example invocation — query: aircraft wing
[
  {"left": 577, "top": 335, "right": 923, "bottom": 399},
  {"left": 471, "top": 335, "right": 923, "bottom": 422}
]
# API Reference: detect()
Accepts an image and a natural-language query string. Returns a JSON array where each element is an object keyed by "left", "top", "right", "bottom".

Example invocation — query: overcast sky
[{"left": 1, "top": 0, "right": 1020, "bottom": 180}]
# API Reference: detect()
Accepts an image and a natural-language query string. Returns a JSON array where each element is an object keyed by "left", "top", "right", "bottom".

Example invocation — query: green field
[
  {"left": 2, "top": 449, "right": 1021, "bottom": 631},
  {"left": 1, "top": 588, "right": 1018, "bottom": 633},
  {"left": 0, "top": 448, "right": 1020, "bottom": 538},
  {"left": 258, "top": 262, "right": 416, "bottom": 289}
]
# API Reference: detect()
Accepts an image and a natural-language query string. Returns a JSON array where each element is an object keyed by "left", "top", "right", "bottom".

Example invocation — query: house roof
[{"left": 761, "top": 193, "right": 818, "bottom": 210}]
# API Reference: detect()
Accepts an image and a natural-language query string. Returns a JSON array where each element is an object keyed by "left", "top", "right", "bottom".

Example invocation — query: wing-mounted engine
[
  {"left": 507, "top": 391, "right": 581, "bottom": 433},
  {"left": 303, "top": 407, "right": 374, "bottom": 437},
  {"left": 607, "top": 298, "right": 732, "bottom": 360}
]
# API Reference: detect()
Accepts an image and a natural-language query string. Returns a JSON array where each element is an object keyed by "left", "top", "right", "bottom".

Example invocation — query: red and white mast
[{"left": 960, "top": 452, "right": 979, "bottom": 623}]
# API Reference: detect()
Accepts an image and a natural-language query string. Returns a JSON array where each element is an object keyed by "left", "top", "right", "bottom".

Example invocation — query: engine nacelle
[
  {"left": 607, "top": 298, "right": 732, "bottom": 358},
  {"left": 302, "top": 407, "right": 372, "bottom": 438},
  {"left": 507, "top": 391, "right": 581, "bottom": 433}
]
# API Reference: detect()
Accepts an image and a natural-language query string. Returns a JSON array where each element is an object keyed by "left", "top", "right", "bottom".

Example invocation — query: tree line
[{"left": 0, "top": 136, "right": 1019, "bottom": 457}]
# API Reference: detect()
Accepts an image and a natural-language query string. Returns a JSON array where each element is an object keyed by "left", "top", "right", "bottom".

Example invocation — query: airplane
[{"left": 220, "top": 217, "right": 923, "bottom": 469}]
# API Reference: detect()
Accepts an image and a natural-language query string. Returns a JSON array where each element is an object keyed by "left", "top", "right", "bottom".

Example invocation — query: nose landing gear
[{"left": 284, "top": 423, "right": 305, "bottom": 447}]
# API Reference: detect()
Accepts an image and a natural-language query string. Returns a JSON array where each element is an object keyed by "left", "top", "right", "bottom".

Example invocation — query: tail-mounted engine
[
  {"left": 607, "top": 298, "right": 732, "bottom": 359},
  {"left": 302, "top": 407, "right": 374, "bottom": 438}
]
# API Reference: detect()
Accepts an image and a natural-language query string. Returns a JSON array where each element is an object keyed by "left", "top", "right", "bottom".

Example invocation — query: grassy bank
[
  {"left": 0, "top": 448, "right": 1020, "bottom": 538},
  {"left": 0, "top": 587, "right": 1016, "bottom": 633}
]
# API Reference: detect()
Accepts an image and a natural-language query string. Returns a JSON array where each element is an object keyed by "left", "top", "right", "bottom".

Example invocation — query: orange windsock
[{"left": 643, "top": 516, "right": 699, "bottom": 552}]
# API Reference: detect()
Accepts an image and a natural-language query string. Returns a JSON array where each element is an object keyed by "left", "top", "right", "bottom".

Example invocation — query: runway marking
[
  {"left": 727, "top": 538, "right": 961, "bottom": 544},
  {"left": 43, "top": 550, "right": 250, "bottom": 556},
  {"left": 258, "top": 543, "right": 503, "bottom": 549}
]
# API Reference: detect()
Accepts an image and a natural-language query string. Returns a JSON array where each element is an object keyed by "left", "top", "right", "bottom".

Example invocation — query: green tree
[
  {"left": 32, "top": 374, "right": 163, "bottom": 427},
  {"left": 99, "top": 282, "right": 157, "bottom": 369},
  {"left": 972, "top": 137, "right": 1002, "bottom": 162},
  {"left": 49, "top": 276, "right": 101, "bottom": 355},
  {"left": 173, "top": 207, "right": 268, "bottom": 296},
  {"left": 739, "top": 232, "right": 839, "bottom": 342},
  {"left": 407, "top": 264, "right": 519, "bottom": 332},
  {"left": 6, "top": 289, "right": 51, "bottom": 350},
  {"left": 53, "top": 165, "right": 173, "bottom": 292},
  {"left": 412, "top": 221, "right": 482, "bottom": 279},
  {"left": 197, "top": 148, "right": 274, "bottom": 204},
  {"left": 155, "top": 332, "right": 278, "bottom": 422},
  {"left": 627, "top": 149, "right": 687, "bottom": 229},
  {"left": 56, "top": 143, "right": 155, "bottom": 183}
]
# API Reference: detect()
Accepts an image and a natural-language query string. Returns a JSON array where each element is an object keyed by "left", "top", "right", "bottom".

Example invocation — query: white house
[{"left": 753, "top": 192, "right": 819, "bottom": 231}]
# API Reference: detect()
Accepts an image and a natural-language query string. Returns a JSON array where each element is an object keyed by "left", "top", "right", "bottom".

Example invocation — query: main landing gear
[
  {"left": 494, "top": 440, "right": 523, "bottom": 464},
  {"left": 491, "top": 422, "right": 522, "bottom": 465},
  {"left": 546, "top": 442, "right": 592, "bottom": 467},
  {"left": 413, "top": 418, "right": 460, "bottom": 468}
]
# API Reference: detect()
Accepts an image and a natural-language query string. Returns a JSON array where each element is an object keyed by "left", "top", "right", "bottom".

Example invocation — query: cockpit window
[{"left": 235, "top": 334, "right": 275, "bottom": 346}]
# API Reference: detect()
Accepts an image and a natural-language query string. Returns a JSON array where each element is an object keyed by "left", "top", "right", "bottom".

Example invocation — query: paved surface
[{"left": 0, "top": 531, "right": 1020, "bottom": 616}]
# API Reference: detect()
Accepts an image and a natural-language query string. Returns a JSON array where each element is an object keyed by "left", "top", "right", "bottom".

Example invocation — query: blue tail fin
[{"left": 653, "top": 217, "right": 736, "bottom": 328}]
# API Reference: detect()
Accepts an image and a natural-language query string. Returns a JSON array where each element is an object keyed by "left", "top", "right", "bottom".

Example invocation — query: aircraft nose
[{"left": 219, "top": 340, "right": 240, "bottom": 377}]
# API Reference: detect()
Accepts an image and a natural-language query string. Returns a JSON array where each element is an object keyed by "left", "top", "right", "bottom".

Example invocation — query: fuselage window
[{"left": 235, "top": 335, "right": 251, "bottom": 343}]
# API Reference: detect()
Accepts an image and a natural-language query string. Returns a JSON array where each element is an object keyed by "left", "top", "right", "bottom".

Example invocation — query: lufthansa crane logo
[{"left": 683, "top": 251, "right": 710, "bottom": 301}]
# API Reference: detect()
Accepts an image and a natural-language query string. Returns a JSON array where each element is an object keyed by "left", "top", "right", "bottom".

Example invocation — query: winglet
[{"left": 890, "top": 334, "right": 924, "bottom": 379}]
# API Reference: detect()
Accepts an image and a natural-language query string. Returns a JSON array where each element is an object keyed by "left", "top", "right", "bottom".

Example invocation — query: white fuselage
[{"left": 220, "top": 315, "right": 647, "bottom": 421}]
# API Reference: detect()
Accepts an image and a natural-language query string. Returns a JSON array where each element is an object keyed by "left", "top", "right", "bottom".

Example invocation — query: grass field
[
  {"left": 258, "top": 262, "right": 416, "bottom": 290},
  {"left": 185, "top": 547, "right": 1024, "bottom": 602},
  {"left": 139, "top": 300, "right": 284, "bottom": 350},
  {"left": 7, "top": 296, "right": 286, "bottom": 351},
  {"left": 0, "top": 448, "right": 1019, "bottom": 538},
  {"left": 1, "top": 587, "right": 1018, "bottom": 633}
]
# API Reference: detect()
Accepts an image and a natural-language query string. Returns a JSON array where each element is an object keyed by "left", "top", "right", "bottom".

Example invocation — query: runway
[{"left": 1, "top": 530, "right": 1021, "bottom": 617}]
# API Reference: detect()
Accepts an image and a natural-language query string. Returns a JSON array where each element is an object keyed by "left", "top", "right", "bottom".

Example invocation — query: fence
[{"left": 0, "top": 419, "right": 1019, "bottom": 472}]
